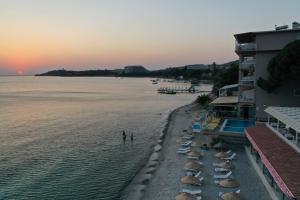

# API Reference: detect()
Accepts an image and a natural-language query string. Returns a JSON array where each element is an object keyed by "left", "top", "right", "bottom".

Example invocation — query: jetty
[{"left": 157, "top": 86, "right": 210, "bottom": 94}]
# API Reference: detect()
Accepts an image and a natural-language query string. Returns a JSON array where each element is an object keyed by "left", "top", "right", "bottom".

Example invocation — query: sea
[{"left": 0, "top": 76, "right": 212, "bottom": 200}]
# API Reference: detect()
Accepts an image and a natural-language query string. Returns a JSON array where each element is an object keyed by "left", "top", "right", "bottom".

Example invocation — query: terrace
[{"left": 265, "top": 107, "right": 300, "bottom": 151}]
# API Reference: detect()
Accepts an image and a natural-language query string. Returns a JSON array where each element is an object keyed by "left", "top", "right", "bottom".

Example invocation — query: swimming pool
[{"left": 220, "top": 119, "right": 255, "bottom": 134}]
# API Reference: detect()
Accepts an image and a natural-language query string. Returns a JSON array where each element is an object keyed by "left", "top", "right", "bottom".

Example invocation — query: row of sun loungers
[{"left": 177, "top": 129, "right": 204, "bottom": 199}]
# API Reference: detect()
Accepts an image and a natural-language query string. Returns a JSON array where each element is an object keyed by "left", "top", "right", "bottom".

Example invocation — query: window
[{"left": 294, "top": 89, "right": 300, "bottom": 96}]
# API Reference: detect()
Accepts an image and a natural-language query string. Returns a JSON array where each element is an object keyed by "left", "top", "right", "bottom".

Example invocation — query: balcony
[
  {"left": 241, "top": 75, "right": 254, "bottom": 82},
  {"left": 235, "top": 43, "right": 256, "bottom": 53},
  {"left": 240, "top": 60, "right": 255, "bottom": 70},
  {"left": 239, "top": 89, "right": 255, "bottom": 103}
]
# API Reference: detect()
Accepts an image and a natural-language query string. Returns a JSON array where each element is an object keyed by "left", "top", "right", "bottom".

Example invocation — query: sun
[{"left": 17, "top": 70, "right": 24, "bottom": 76}]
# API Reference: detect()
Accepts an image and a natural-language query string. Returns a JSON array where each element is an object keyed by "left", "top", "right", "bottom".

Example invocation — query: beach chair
[
  {"left": 221, "top": 153, "right": 236, "bottom": 160},
  {"left": 176, "top": 149, "right": 191, "bottom": 154},
  {"left": 182, "top": 135, "right": 194, "bottom": 140},
  {"left": 225, "top": 150, "right": 232, "bottom": 154},
  {"left": 181, "top": 140, "right": 192, "bottom": 147},
  {"left": 214, "top": 171, "right": 232, "bottom": 179},
  {"left": 198, "top": 177, "right": 204, "bottom": 182},
  {"left": 213, "top": 160, "right": 230, "bottom": 167},
  {"left": 218, "top": 189, "right": 240, "bottom": 198},
  {"left": 214, "top": 167, "right": 230, "bottom": 172},
  {"left": 177, "top": 147, "right": 191, "bottom": 151},
  {"left": 180, "top": 188, "right": 202, "bottom": 196},
  {"left": 194, "top": 171, "right": 202, "bottom": 178},
  {"left": 187, "top": 156, "right": 201, "bottom": 160}
]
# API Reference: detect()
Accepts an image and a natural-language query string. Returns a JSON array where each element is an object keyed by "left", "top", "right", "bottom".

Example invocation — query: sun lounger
[
  {"left": 214, "top": 171, "right": 232, "bottom": 179},
  {"left": 187, "top": 156, "right": 201, "bottom": 160},
  {"left": 213, "top": 160, "right": 230, "bottom": 167},
  {"left": 225, "top": 150, "right": 232, "bottom": 154},
  {"left": 215, "top": 167, "right": 230, "bottom": 172},
  {"left": 184, "top": 167, "right": 199, "bottom": 173},
  {"left": 195, "top": 171, "right": 202, "bottom": 178},
  {"left": 221, "top": 153, "right": 236, "bottom": 160},
  {"left": 181, "top": 140, "right": 192, "bottom": 147},
  {"left": 180, "top": 188, "right": 202, "bottom": 196},
  {"left": 218, "top": 189, "right": 240, "bottom": 198},
  {"left": 176, "top": 149, "right": 191, "bottom": 154},
  {"left": 177, "top": 147, "right": 191, "bottom": 151},
  {"left": 182, "top": 135, "right": 194, "bottom": 139}
]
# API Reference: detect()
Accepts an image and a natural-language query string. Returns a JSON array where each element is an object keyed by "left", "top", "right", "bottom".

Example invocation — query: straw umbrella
[
  {"left": 185, "top": 161, "right": 203, "bottom": 171},
  {"left": 187, "top": 151, "right": 203, "bottom": 158},
  {"left": 176, "top": 138, "right": 184, "bottom": 143},
  {"left": 191, "top": 141, "right": 203, "bottom": 147},
  {"left": 221, "top": 192, "right": 244, "bottom": 200},
  {"left": 220, "top": 161, "right": 234, "bottom": 169},
  {"left": 219, "top": 179, "right": 240, "bottom": 188},
  {"left": 180, "top": 176, "right": 201, "bottom": 186},
  {"left": 215, "top": 151, "right": 227, "bottom": 158},
  {"left": 175, "top": 192, "right": 197, "bottom": 200}
]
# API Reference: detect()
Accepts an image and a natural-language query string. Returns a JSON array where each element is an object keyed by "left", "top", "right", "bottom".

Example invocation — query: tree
[
  {"left": 212, "top": 62, "right": 239, "bottom": 95},
  {"left": 257, "top": 40, "right": 300, "bottom": 93}
]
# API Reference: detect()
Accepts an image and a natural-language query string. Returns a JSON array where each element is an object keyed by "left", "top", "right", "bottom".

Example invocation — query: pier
[{"left": 157, "top": 86, "right": 210, "bottom": 94}]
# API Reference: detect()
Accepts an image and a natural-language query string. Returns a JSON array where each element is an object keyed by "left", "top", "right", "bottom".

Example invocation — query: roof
[
  {"left": 265, "top": 107, "right": 300, "bottom": 133},
  {"left": 219, "top": 84, "right": 239, "bottom": 90},
  {"left": 234, "top": 29, "right": 300, "bottom": 43},
  {"left": 210, "top": 96, "right": 238, "bottom": 104},
  {"left": 246, "top": 124, "right": 300, "bottom": 199}
]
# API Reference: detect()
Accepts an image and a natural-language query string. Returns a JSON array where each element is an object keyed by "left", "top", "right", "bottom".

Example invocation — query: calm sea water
[{"left": 0, "top": 76, "right": 211, "bottom": 200}]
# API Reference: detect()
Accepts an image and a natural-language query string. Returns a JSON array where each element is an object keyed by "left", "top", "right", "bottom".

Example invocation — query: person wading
[{"left": 122, "top": 130, "right": 127, "bottom": 142}]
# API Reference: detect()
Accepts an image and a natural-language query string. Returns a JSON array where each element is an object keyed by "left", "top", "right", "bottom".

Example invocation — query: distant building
[{"left": 211, "top": 22, "right": 300, "bottom": 120}]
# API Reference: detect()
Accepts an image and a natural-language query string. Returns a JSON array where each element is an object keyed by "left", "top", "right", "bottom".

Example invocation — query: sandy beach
[{"left": 124, "top": 102, "right": 272, "bottom": 200}]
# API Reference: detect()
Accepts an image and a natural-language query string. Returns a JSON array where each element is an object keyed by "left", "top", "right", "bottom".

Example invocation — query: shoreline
[{"left": 121, "top": 100, "right": 199, "bottom": 200}]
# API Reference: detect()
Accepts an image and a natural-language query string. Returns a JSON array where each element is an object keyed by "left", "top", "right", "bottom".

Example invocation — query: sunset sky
[{"left": 1, "top": 0, "right": 300, "bottom": 75}]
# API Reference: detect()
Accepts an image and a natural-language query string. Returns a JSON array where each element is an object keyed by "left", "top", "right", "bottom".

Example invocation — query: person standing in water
[
  {"left": 122, "top": 130, "right": 127, "bottom": 142},
  {"left": 130, "top": 133, "right": 134, "bottom": 141}
]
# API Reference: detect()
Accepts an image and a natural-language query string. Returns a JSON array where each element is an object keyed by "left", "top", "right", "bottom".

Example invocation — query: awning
[
  {"left": 246, "top": 124, "right": 300, "bottom": 199},
  {"left": 219, "top": 84, "right": 239, "bottom": 90},
  {"left": 265, "top": 107, "right": 300, "bottom": 133},
  {"left": 210, "top": 96, "right": 238, "bottom": 104}
]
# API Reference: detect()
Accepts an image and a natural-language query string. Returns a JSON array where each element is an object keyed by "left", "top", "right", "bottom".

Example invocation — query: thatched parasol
[
  {"left": 187, "top": 151, "right": 202, "bottom": 157},
  {"left": 184, "top": 161, "right": 203, "bottom": 171},
  {"left": 180, "top": 176, "right": 201, "bottom": 186},
  {"left": 191, "top": 141, "right": 203, "bottom": 147},
  {"left": 221, "top": 192, "right": 244, "bottom": 200},
  {"left": 175, "top": 192, "right": 197, "bottom": 200},
  {"left": 176, "top": 138, "right": 184, "bottom": 143},
  {"left": 219, "top": 179, "right": 240, "bottom": 188},
  {"left": 215, "top": 151, "right": 227, "bottom": 158},
  {"left": 220, "top": 161, "right": 234, "bottom": 169}
]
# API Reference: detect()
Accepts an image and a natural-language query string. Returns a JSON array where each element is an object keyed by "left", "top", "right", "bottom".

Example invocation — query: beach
[{"left": 124, "top": 102, "right": 272, "bottom": 200}]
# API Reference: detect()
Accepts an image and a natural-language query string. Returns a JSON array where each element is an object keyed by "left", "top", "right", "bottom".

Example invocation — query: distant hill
[{"left": 36, "top": 60, "right": 238, "bottom": 79}]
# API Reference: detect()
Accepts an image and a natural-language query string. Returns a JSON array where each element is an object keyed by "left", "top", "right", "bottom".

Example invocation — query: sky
[{"left": 0, "top": 0, "right": 300, "bottom": 75}]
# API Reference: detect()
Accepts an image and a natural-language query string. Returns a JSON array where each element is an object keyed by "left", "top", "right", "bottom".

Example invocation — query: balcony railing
[
  {"left": 235, "top": 43, "right": 256, "bottom": 52},
  {"left": 239, "top": 89, "right": 255, "bottom": 103},
  {"left": 240, "top": 60, "right": 255, "bottom": 70},
  {"left": 241, "top": 75, "right": 254, "bottom": 82}
]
